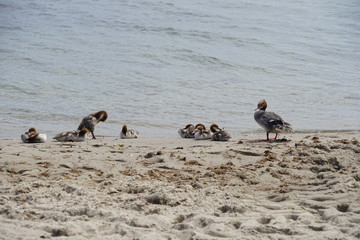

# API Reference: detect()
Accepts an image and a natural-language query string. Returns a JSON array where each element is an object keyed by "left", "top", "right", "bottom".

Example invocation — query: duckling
[
  {"left": 21, "top": 128, "right": 47, "bottom": 143},
  {"left": 254, "top": 99, "right": 293, "bottom": 140},
  {"left": 194, "top": 124, "right": 212, "bottom": 140},
  {"left": 77, "top": 110, "right": 108, "bottom": 139},
  {"left": 53, "top": 129, "right": 88, "bottom": 142},
  {"left": 210, "top": 124, "right": 231, "bottom": 141},
  {"left": 120, "top": 125, "right": 139, "bottom": 139},
  {"left": 178, "top": 124, "right": 196, "bottom": 138}
]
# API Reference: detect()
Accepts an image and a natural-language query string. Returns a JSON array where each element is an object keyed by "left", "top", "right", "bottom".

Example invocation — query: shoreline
[
  {"left": 2, "top": 129, "right": 359, "bottom": 141},
  {"left": 0, "top": 131, "right": 359, "bottom": 239}
]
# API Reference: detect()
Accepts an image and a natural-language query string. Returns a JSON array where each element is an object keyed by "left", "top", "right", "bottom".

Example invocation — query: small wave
[
  {"left": 0, "top": 84, "right": 39, "bottom": 96},
  {"left": 0, "top": 26, "right": 23, "bottom": 31},
  {"left": 344, "top": 95, "right": 360, "bottom": 100}
]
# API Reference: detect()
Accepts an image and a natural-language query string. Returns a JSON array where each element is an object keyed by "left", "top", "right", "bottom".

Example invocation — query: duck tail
[{"left": 282, "top": 122, "right": 293, "bottom": 132}]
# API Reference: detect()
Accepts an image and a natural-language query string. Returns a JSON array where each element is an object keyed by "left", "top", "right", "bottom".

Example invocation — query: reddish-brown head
[
  {"left": 195, "top": 124, "right": 206, "bottom": 131},
  {"left": 93, "top": 110, "right": 108, "bottom": 122},
  {"left": 257, "top": 99, "right": 267, "bottom": 111},
  {"left": 121, "top": 125, "right": 128, "bottom": 135},
  {"left": 210, "top": 124, "right": 220, "bottom": 133},
  {"left": 195, "top": 123, "right": 206, "bottom": 130},
  {"left": 28, "top": 128, "right": 37, "bottom": 133},
  {"left": 79, "top": 129, "right": 88, "bottom": 137}
]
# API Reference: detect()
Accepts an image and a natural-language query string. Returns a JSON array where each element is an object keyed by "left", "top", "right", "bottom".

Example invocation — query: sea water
[{"left": 1, "top": 0, "right": 359, "bottom": 138}]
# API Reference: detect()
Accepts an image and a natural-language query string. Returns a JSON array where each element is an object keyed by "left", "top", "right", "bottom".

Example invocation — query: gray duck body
[{"left": 254, "top": 99, "right": 292, "bottom": 140}]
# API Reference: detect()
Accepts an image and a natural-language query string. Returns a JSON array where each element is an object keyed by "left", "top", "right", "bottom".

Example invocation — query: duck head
[
  {"left": 121, "top": 125, "right": 128, "bottom": 135},
  {"left": 27, "top": 127, "right": 39, "bottom": 140},
  {"left": 94, "top": 110, "right": 108, "bottom": 122},
  {"left": 256, "top": 99, "right": 267, "bottom": 111},
  {"left": 28, "top": 128, "right": 37, "bottom": 134},
  {"left": 195, "top": 124, "right": 206, "bottom": 132},
  {"left": 79, "top": 129, "right": 88, "bottom": 137},
  {"left": 210, "top": 124, "right": 220, "bottom": 133},
  {"left": 195, "top": 123, "right": 206, "bottom": 130}
]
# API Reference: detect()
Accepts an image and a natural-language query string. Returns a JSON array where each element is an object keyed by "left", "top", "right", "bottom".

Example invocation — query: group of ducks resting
[
  {"left": 21, "top": 99, "right": 293, "bottom": 143},
  {"left": 178, "top": 123, "right": 231, "bottom": 141}
]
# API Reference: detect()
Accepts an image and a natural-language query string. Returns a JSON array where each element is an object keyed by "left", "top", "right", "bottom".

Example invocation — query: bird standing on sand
[
  {"left": 21, "top": 128, "right": 47, "bottom": 143},
  {"left": 53, "top": 129, "right": 88, "bottom": 142},
  {"left": 178, "top": 124, "right": 196, "bottom": 138},
  {"left": 77, "top": 110, "right": 108, "bottom": 139},
  {"left": 120, "top": 125, "right": 139, "bottom": 139},
  {"left": 210, "top": 124, "right": 231, "bottom": 141},
  {"left": 254, "top": 99, "right": 293, "bottom": 140}
]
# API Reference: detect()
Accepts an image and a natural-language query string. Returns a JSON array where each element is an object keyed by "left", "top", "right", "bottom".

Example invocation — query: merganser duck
[
  {"left": 120, "top": 125, "right": 139, "bottom": 139},
  {"left": 178, "top": 124, "right": 196, "bottom": 138},
  {"left": 194, "top": 124, "right": 212, "bottom": 140},
  {"left": 77, "top": 110, "right": 108, "bottom": 139},
  {"left": 53, "top": 129, "right": 88, "bottom": 142},
  {"left": 254, "top": 99, "right": 293, "bottom": 140},
  {"left": 21, "top": 128, "right": 47, "bottom": 143},
  {"left": 210, "top": 124, "right": 231, "bottom": 141}
]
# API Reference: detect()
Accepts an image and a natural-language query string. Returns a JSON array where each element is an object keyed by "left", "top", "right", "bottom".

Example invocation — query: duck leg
[
  {"left": 267, "top": 132, "right": 278, "bottom": 141},
  {"left": 90, "top": 131, "right": 96, "bottom": 139}
]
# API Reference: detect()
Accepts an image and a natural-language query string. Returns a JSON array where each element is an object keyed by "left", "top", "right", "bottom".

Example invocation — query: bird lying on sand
[
  {"left": 194, "top": 123, "right": 212, "bottom": 140},
  {"left": 21, "top": 128, "right": 47, "bottom": 143},
  {"left": 178, "top": 124, "right": 196, "bottom": 138},
  {"left": 210, "top": 124, "right": 231, "bottom": 141},
  {"left": 53, "top": 129, "right": 88, "bottom": 142},
  {"left": 120, "top": 125, "right": 139, "bottom": 139},
  {"left": 254, "top": 99, "right": 293, "bottom": 140},
  {"left": 77, "top": 110, "right": 108, "bottom": 139}
]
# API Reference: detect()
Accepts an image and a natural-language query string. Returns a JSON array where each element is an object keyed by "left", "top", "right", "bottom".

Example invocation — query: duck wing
[
  {"left": 78, "top": 116, "right": 96, "bottom": 131},
  {"left": 53, "top": 131, "right": 76, "bottom": 142},
  {"left": 261, "top": 112, "right": 292, "bottom": 132},
  {"left": 212, "top": 130, "right": 231, "bottom": 141}
]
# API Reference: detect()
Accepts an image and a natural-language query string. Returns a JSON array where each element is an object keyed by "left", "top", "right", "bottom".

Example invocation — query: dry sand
[{"left": 0, "top": 131, "right": 359, "bottom": 240}]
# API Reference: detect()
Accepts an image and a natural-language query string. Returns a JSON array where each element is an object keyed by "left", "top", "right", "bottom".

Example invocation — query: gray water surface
[{"left": 1, "top": 0, "right": 359, "bottom": 138}]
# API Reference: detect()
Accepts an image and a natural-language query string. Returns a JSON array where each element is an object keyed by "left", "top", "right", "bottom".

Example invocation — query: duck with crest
[
  {"left": 21, "top": 128, "right": 47, "bottom": 143},
  {"left": 210, "top": 124, "right": 231, "bottom": 141},
  {"left": 178, "top": 124, "right": 196, "bottom": 138},
  {"left": 77, "top": 110, "right": 108, "bottom": 139},
  {"left": 254, "top": 99, "right": 293, "bottom": 140},
  {"left": 194, "top": 123, "right": 212, "bottom": 140},
  {"left": 120, "top": 125, "right": 139, "bottom": 139}
]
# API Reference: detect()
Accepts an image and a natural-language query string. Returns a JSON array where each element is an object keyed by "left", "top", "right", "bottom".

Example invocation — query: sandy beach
[{"left": 0, "top": 131, "right": 359, "bottom": 240}]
